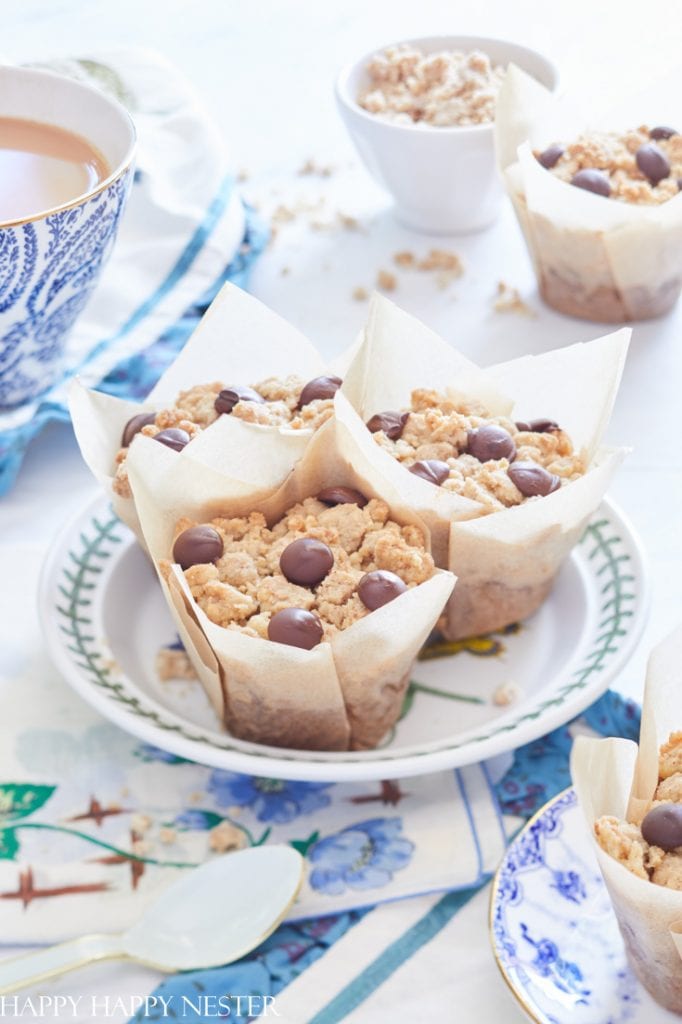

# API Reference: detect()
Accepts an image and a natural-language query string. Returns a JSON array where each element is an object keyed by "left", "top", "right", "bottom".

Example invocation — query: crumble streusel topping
[
  {"left": 163, "top": 497, "right": 435, "bottom": 644},
  {"left": 368, "top": 388, "right": 585, "bottom": 513},
  {"left": 358, "top": 46, "right": 505, "bottom": 127},
  {"left": 156, "top": 646, "right": 198, "bottom": 683},
  {"left": 536, "top": 126, "right": 682, "bottom": 205},
  {"left": 113, "top": 375, "right": 338, "bottom": 498},
  {"left": 596, "top": 732, "right": 682, "bottom": 890}
]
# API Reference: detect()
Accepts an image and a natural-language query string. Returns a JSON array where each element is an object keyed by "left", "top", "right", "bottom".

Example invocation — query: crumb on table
[
  {"left": 209, "top": 820, "right": 248, "bottom": 853},
  {"left": 494, "top": 281, "right": 535, "bottom": 316},
  {"left": 377, "top": 269, "right": 397, "bottom": 291},
  {"left": 130, "top": 813, "right": 152, "bottom": 834}
]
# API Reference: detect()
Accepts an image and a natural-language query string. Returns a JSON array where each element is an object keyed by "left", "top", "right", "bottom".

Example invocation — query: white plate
[
  {"left": 39, "top": 494, "right": 649, "bottom": 781},
  {"left": 490, "top": 787, "right": 677, "bottom": 1023}
]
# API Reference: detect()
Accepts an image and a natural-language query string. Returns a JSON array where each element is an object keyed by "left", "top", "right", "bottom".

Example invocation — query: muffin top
[
  {"left": 358, "top": 45, "right": 504, "bottom": 127},
  {"left": 366, "top": 388, "right": 585, "bottom": 513},
  {"left": 162, "top": 491, "right": 435, "bottom": 649},
  {"left": 113, "top": 374, "right": 342, "bottom": 498},
  {"left": 596, "top": 732, "right": 682, "bottom": 889},
  {"left": 535, "top": 126, "right": 682, "bottom": 205}
]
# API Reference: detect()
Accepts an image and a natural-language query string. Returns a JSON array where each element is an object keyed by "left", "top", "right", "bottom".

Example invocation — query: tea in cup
[{"left": 0, "top": 65, "right": 136, "bottom": 408}]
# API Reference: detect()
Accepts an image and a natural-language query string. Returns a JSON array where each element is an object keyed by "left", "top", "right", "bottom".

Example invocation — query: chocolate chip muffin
[
  {"left": 497, "top": 67, "right": 682, "bottom": 322},
  {"left": 162, "top": 491, "right": 435, "bottom": 648},
  {"left": 596, "top": 732, "right": 682, "bottom": 890},
  {"left": 366, "top": 387, "right": 585, "bottom": 512},
  {"left": 113, "top": 374, "right": 342, "bottom": 498},
  {"left": 536, "top": 126, "right": 682, "bottom": 206}
]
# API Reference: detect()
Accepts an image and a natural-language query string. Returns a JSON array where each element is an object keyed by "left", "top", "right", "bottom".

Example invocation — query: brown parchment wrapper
[
  {"left": 571, "top": 625, "right": 682, "bottom": 1014},
  {"left": 125, "top": 419, "right": 455, "bottom": 752},
  {"left": 332, "top": 294, "right": 630, "bottom": 638},
  {"left": 68, "top": 282, "right": 328, "bottom": 545},
  {"left": 496, "top": 64, "right": 682, "bottom": 322}
]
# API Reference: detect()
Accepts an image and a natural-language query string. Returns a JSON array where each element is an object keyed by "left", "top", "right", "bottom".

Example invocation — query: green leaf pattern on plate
[{"left": 54, "top": 512, "right": 636, "bottom": 763}]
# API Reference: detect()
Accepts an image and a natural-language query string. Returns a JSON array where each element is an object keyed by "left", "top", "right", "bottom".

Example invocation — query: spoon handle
[{"left": 0, "top": 933, "right": 125, "bottom": 994}]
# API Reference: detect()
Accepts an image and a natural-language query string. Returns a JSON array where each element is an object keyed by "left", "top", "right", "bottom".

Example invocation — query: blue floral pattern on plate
[{"left": 491, "top": 788, "right": 678, "bottom": 1023}]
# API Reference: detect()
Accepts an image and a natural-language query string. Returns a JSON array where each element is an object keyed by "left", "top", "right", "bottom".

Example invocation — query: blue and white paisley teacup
[{"left": 0, "top": 65, "right": 136, "bottom": 408}]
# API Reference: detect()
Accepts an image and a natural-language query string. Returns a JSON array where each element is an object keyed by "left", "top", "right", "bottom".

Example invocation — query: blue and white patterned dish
[
  {"left": 490, "top": 788, "right": 678, "bottom": 1023},
  {"left": 0, "top": 65, "right": 135, "bottom": 408}
]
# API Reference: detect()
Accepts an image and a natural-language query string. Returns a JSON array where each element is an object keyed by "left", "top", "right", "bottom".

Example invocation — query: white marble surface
[{"left": 2, "top": 1, "right": 682, "bottom": 1020}]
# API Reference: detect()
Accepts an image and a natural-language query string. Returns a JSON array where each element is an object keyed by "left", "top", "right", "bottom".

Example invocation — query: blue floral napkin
[
  {"left": 130, "top": 690, "right": 640, "bottom": 1024},
  {"left": 0, "top": 50, "right": 267, "bottom": 494}
]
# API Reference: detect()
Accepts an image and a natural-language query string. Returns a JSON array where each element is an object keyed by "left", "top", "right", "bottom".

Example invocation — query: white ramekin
[{"left": 335, "top": 35, "right": 558, "bottom": 234}]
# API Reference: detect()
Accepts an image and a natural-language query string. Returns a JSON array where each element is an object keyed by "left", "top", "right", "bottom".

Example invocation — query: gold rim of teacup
[
  {"left": 0, "top": 151, "right": 137, "bottom": 230},
  {"left": 0, "top": 63, "right": 137, "bottom": 230}
]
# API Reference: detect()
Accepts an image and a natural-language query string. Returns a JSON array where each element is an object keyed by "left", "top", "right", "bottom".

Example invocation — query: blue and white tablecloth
[{"left": 128, "top": 691, "right": 639, "bottom": 1024}]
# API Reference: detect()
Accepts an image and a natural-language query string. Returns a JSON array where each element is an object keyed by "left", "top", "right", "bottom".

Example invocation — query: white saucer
[{"left": 39, "top": 494, "right": 648, "bottom": 781}]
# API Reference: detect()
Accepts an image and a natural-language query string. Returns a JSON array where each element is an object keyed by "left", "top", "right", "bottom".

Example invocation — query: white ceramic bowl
[{"left": 335, "top": 35, "right": 558, "bottom": 234}]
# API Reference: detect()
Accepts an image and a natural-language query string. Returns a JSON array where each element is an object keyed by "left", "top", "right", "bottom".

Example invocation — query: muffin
[
  {"left": 572, "top": 625, "right": 682, "bottom": 1014},
  {"left": 69, "top": 283, "right": 340, "bottom": 544},
  {"left": 111, "top": 372, "right": 340, "bottom": 500},
  {"left": 125, "top": 417, "right": 455, "bottom": 751},
  {"left": 338, "top": 293, "right": 629, "bottom": 638},
  {"left": 496, "top": 65, "right": 682, "bottom": 322}
]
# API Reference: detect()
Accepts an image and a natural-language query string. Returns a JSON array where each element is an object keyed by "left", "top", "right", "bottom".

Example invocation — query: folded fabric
[
  {"left": 212, "top": 690, "right": 642, "bottom": 1024},
  {"left": 0, "top": 49, "right": 267, "bottom": 494}
]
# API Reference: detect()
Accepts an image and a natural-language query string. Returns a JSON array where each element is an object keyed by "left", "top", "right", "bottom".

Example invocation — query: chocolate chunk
[
  {"left": 173, "top": 525, "right": 224, "bottom": 570},
  {"left": 408, "top": 459, "right": 450, "bottom": 486},
  {"left": 318, "top": 486, "right": 368, "bottom": 507},
  {"left": 467, "top": 425, "right": 517, "bottom": 463},
  {"left": 298, "top": 375, "right": 342, "bottom": 409},
  {"left": 214, "top": 386, "right": 265, "bottom": 415},
  {"left": 570, "top": 169, "right": 611, "bottom": 197},
  {"left": 366, "top": 411, "right": 409, "bottom": 440},
  {"left": 508, "top": 462, "right": 561, "bottom": 497},
  {"left": 121, "top": 412, "right": 156, "bottom": 447},
  {"left": 280, "top": 538, "right": 334, "bottom": 587},
  {"left": 154, "top": 428, "right": 191, "bottom": 452},
  {"left": 636, "top": 143, "right": 671, "bottom": 186},
  {"left": 650, "top": 126, "right": 678, "bottom": 141},
  {"left": 536, "top": 143, "right": 564, "bottom": 169},
  {"left": 679, "top": 178, "right": 682, "bottom": 191},
  {"left": 515, "top": 418, "right": 559, "bottom": 434},
  {"left": 641, "top": 804, "right": 682, "bottom": 852},
  {"left": 530, "top": 418, "right": 560, "bottom": 433},
  {"left": 358, "top": 570, "right": 408, "bottom": 610},
  {"left": 268, "top": 608, "right": 324, "bottom": 650}
]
